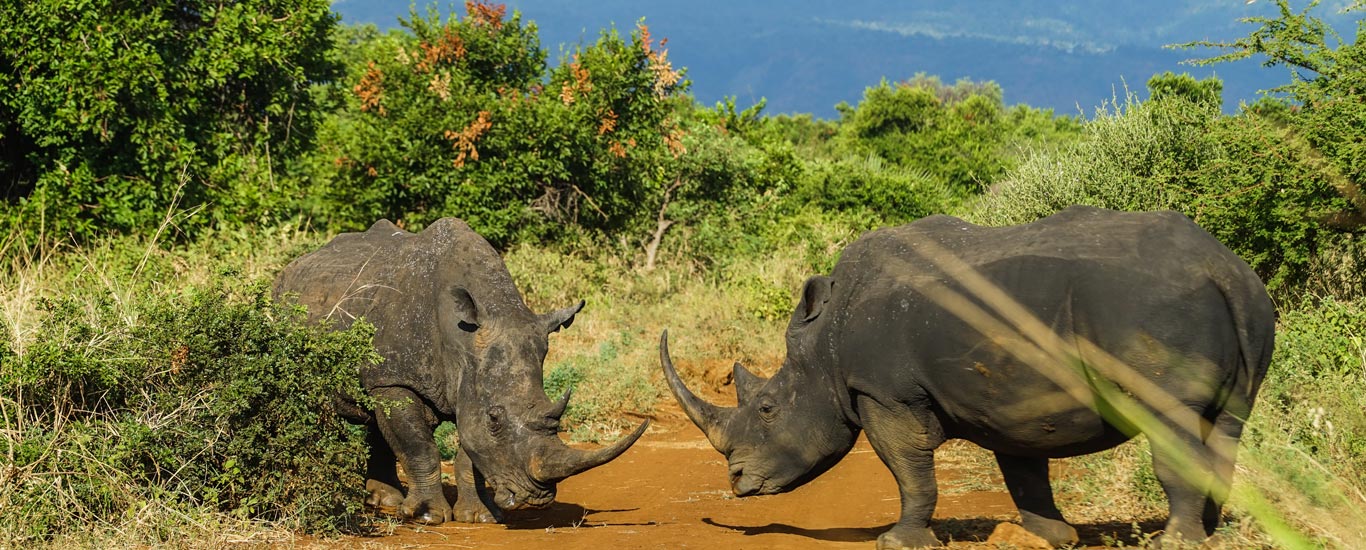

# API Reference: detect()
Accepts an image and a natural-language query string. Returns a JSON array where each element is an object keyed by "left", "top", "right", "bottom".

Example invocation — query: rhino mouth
[
  {"left": 728, "top": 462, "right": 780, "bottom": 496},
  {"left": 490, "top": 477, "right": 556, "bottom": 511}
]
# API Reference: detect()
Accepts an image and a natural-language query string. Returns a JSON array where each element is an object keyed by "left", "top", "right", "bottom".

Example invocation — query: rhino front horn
[
  {"left": 531, "top": 418, "right": 649, "bottom": 483},
  {"left": 659, "top": 330, "right": 733, "bottom": 453}
]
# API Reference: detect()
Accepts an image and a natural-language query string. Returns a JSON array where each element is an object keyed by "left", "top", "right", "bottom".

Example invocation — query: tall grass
[
  {"left": 0, "top": 225, "right": 378, "bottom": 548},
  {"left": 6, "top": 201, "right": 1364, "bottom": 548}
]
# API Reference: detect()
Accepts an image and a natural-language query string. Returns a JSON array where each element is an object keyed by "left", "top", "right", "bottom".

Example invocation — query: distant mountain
[{"left": 330, "top": 0, "right": 1360, "bottom": 117}]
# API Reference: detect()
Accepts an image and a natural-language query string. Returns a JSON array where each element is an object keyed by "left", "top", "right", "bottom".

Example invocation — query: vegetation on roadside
[{"left": 2, "top": 0, "right": 1364, "bottom": 548}]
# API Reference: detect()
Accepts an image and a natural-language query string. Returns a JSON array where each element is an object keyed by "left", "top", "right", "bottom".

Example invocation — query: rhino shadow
[
  {"left": 501, "top": 500, "right": 647, "bottom": 530},
  {"left": 701, "top": 517, "right": 891, "bottom": 543},
  {"left": 702, "top": 516, "right": 1168, "bottom": 545}
]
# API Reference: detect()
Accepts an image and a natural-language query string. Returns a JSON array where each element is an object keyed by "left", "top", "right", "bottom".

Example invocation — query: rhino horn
[
  {"left": 531, "top": 417, "right": 649, "bottom": 483},
  {"left": 732, "top": 362, "right": 766, "bottom": 405},
  {"left": 548, "top": 388, "right": 572, "bottom": 421},
  {"left": 659, "top": 330, "right": 733, "bottom": 453}
]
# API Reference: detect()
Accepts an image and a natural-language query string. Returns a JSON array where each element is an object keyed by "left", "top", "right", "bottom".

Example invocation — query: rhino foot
[
  {"left": 1020, "top": 514, "right": 1078, "bottom": 547},
  {"left": 400, "top": 494, "right": 452, "bottom": 525},
  {"left": 453, "top": 499, "right": 504, "bottom": 523},
  {"left": 365, "top": 479, "right": 404, "bottom": 508},
  {"left": 877, "top": 526, "right": 942, "bottom": 549}
]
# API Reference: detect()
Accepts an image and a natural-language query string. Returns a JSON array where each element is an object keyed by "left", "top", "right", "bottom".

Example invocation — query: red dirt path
[{"left": 337, "top": 404, "right": 1154, "bottom": 549}]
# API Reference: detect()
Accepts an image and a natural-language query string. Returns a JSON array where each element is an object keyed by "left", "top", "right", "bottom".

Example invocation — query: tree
[
  {"left": 0, "top": 0, "right": 339, "bottom": 240},
  {"left": 835, "top": 75, "right": 1011, "bottom": 196},
  {"left": 1179, "top": 0, "right": 1366, "bottom": 292},
  {"left": 306, "top": 5, "right": 690, "bottom": 247}
]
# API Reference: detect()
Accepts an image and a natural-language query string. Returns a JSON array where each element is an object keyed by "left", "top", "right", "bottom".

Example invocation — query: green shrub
[
  {"left": 302, "top": 5, "right": 691, "bottom": 247},
  {"left": 0, "top": 0, "right": 339, "bottom": 240},
  {"left": 966, "top": 75, "right": 1362, "bottom": 295},
  {"left": 542, "top": 331, "right": 659, "bottom": 442},
  {"left": 1234, "top": 298, "right": 1366, "bottom": 538},
  {"left": 3, "top": 274, "right": 379, "bottom": 543},
  {"left": 836, "top": 75, "right": 1012, "bottom": 195},
  {"left": 794, "top": 155, "right": 957, "bottom": 223}
]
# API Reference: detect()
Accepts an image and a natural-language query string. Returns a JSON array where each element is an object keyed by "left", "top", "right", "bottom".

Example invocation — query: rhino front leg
[
  {"left": 995, "top": 453, "right": 1078, "bottom": 547},
  {"left": 452, "top": 449, "right": 504, "bottom": 523},
  {"left": 372, "top": 386, "right": 452, "bottom": 525},
  {"left": 858, "top": 394, "right": 947, "bottom": 550},
  {"left": 364, "top": 423, "right": 405, "bottom": 508}
]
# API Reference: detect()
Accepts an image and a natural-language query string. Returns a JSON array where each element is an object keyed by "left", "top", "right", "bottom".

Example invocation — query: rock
[{"left": 986, "top": 522, "right": 1054, "bottom": 550}]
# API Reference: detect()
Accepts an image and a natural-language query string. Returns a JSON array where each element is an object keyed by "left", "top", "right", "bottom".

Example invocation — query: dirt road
[{"left": 352, "top": 410, "right": 1154, "bottom": 549}]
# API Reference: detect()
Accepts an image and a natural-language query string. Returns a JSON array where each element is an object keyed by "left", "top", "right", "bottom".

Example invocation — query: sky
[{"left": 331, "top": 1, "right": 1359, "bottom": 116}]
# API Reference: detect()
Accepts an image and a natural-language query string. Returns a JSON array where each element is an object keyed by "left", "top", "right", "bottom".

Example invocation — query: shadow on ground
[
  {"left": 701, "top": 516, "right": 1169, "bottom": 546},
  {"left": 503, "top": 500, "right": 647, "bottom": 530}
]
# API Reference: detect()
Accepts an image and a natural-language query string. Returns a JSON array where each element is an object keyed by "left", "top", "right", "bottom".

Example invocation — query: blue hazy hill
[{"left": 330, "top": 0, "right": 1358, "bottom": 117}]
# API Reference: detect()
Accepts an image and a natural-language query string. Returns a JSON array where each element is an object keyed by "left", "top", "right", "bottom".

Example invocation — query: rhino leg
[
  {"left": 995, "top": 453, "right": 1078, "bottom": 547},
  {"left": 858, "top": 394, "right": 946, "bottom": 550},
  {"left": 1202, "top": 407, "right": 1248, "bottom": 536},
  {"left": 372, "top": 386, "right": 452, "bottom": 525},
  {"left": 363, "top": 423, "right": 405, "bottom": 508},
  {"left": 1149, "top": 409, "right": 1216, "bottom": 547},
  {"left": 452, "top": 449, "right": 504, "bottom": 523}
]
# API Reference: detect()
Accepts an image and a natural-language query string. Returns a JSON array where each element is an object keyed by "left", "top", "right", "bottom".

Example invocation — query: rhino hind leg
[
  {"left": 1149, "top": 409, "right": 1219, "bottom": 547},
  {"left": 858, "top": 395, "right": 947, "bottom": 550},
  {"left": 1201, "top": 407, "right": 1249, "bottom": 537},
  {"left": 372, "top": 386, "right": 453, "bottom": 525},
  {"left": 364, "top": 424, "right": 405, "bottom": 508},
  {"left": 452, "top": 449, "right": 504, "bottom": 523},
  {"left": 995, "top": 453, "right": 1078, "bottom": 547}
]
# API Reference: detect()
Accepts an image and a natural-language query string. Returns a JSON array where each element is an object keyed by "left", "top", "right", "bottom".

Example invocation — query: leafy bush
[
  {"left": 302, "top": 5, "right": 692, "bottom": 246},
  {"left": 0, "top": 0, "right": 339, "bottom": 240},
  {"left": 2, "top": 267, "right": 379, "bottom": 543},
  {"left": 835, "top": 75, "right": 1012, "bottom": 195},
  {"left": 793, "top": 155, "right": 956, "bottom": 222},
  {"left": 542, "top": 331, "right": 659, "bottom": 442},
  {"left": 1240, "top": 298, "right": 1366, "bottom": 529},
  {"left": 967, "top": 73, "right": 1361, "bottom": 294}
]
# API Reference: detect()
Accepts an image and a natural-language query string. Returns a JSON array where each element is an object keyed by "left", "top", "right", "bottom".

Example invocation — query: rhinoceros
[
  {"left": 661, "top": 206, "right": 1274, "bottom": 549},
  {"left": 274, "top": 218, "right": 647, "bottom": 524}
]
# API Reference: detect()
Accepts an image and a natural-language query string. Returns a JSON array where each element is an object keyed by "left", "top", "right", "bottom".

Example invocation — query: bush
[
  {"left": 302, "top": 5, "right": 691, "bottom": 246},
  {"left": 0, "top": 0, "right": 339, "bottom": 240},
  {"left": 835, "top": 75, "right": 1013, "bottom": 195},
  {"left": 1239, "top": 298, "right": 1366, "bottom": 533},
  {"left": 2, "top": 251, "right": 380, "bottom": 543},
  {"left": 966, "top": 74, "right": 1362, "bottom": 295}
]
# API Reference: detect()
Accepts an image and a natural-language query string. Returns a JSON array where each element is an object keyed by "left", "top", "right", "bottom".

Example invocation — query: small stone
[{"left": 986, "top": 522, "right": 1054, "bottom": 550}]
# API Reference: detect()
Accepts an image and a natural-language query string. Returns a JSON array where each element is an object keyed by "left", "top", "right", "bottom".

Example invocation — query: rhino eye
[
  {"left": 487, "top": 405, "right": 505, "bottom": 436},
  {"left": 758, "top": 400, "right": 777, "bottom": 421}
]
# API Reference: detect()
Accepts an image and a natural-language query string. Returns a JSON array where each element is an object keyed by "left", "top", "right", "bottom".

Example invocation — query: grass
[{"left": 5, "top": 214, "right": 1366, "bottom": 549}]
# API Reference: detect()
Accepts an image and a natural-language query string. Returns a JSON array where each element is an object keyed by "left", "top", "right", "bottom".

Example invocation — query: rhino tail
[{"left": 1213, "top": 267, "right": 1276, "bottom": 411}]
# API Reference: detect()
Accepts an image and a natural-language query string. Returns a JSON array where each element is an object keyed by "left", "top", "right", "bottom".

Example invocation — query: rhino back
[
  {"left": 274, "top": 218, "right": 528, "bottom": 409},
  {"left": 827, "top": 206, "right": 1273, "bottom": 455}
]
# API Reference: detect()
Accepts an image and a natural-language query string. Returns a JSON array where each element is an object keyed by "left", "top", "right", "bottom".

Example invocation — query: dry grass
[{"left": 7, "top": 219, "right": 1365, "bottom": 549}]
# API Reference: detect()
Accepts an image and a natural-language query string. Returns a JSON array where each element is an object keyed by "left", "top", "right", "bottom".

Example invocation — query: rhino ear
[
  {"left": 795, "top": 275, "right": 834, "bottom": 323},
  {"left": 449, "top": 287, "right": 480, "bottom": 332},
  {"left": 733, "top": 362, "right": 766, "bottom": 405},
  {"left": 543, "top": 300, "right": 585, "bottom": 334}
]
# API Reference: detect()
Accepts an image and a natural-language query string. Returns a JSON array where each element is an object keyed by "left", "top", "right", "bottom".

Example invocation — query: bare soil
[{"left": 335, "top": 402, "right": 1160, "bottom": 550}]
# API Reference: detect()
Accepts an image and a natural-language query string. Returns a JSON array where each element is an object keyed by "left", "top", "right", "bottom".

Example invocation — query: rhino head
[
  {"left": 446, "top": 289, "right": 648, "bottom": 511},
  {"left": 660, "top": 275, "right": 859, "bottom": 496}
]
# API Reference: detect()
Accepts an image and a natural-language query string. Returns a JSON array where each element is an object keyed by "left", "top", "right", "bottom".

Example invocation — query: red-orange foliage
[
  {"left": 417, "top": 27, "right": 466, "bottom": 72},
  {"left": 355, "top": 61, "right": 385, "bottom": 115},
  {"left": 466, "top": 1, "right": 506, "bottom": 29},
  {"left": 598, "top": 109, "right": 618, "bottom": 135},
  {"left": 560, "top": 57, "right": 593, "bottom": 105},
  {"left": 444, "top": 111, "right": 493, "bottom": 167}
]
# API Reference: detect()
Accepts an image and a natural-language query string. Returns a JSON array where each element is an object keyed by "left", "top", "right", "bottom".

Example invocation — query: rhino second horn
[
  {"left": 659, "top": 330, "right": 733, "bottom": 453},
  {"left": 733, "top": 362, "right": 767, "bottom": 405},
  {"left": 531, "top": 418, "right": 649, "bottom": 482},
  {"left": 548, "top": 388, "right": 572, "bottom": 420}
]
